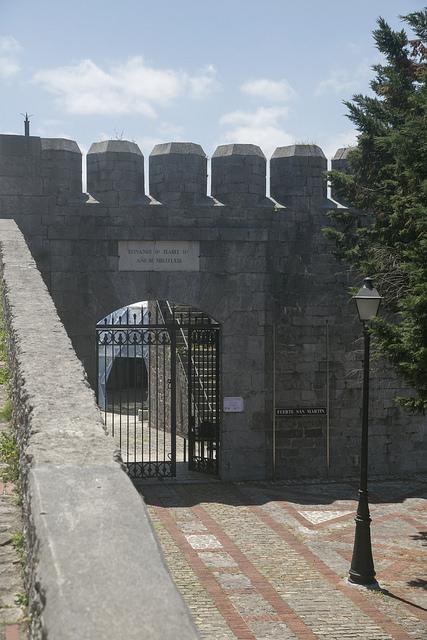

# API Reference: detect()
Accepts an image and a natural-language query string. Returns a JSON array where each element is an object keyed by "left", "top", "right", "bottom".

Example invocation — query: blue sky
[{"left": 0, "top": 0, "right": 420, "bottom": 168}]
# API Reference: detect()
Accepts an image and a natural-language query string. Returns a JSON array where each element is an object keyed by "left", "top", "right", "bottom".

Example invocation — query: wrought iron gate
[
  {"left": 96, "top": 302, "right": 220, "bottom": 479},
  {"left": 188, "top": 326, "right": 220, "bottom": 474}
]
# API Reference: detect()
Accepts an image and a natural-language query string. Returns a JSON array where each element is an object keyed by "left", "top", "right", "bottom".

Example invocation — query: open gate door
[
  {"left": 188, "top": 324, "right": 220, "bottom": 475},
  {"left": 96, "top": 301, "right": 220, "bottom": 480},
  {"left": 96, "top": 304, "right": 176, "bottom": 479}
]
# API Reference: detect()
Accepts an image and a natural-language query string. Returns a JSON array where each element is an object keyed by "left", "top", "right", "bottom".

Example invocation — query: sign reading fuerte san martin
[
  {"left": 275, "top": 407, "right": 327, "bottom": 417},
  {"left": 119, "top": 241, "right": 200, "bottom": 271}
]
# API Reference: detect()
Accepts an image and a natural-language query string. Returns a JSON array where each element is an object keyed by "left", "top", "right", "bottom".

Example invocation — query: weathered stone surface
[
  {"left": 0, "top": 220, "right": 199, "bottom": 640},
  {"left": 272, "top": 144, "right": 326, "bottom": 158},
  {"left": 88, "top": 140, "right": 142, "bottom": 155},
  {"left": 211, "top": 144, "right": 268, "bottom": 204},
  {"left": 332, "top": 146, "right": 353, "bottom": 162},
  {"left": 87, "top": 139, "right": 147, "bottom": 205},
  {"left": 40, "top": 138, "right": 80, "bottom": 154},
  {"left": 0, "top": 480, "right": 26, "bottom": 629},
  {"left": 29, "top": 465, "right": 199, "bottom": 640},
  {"left": 0, "top": 134, "right": 41, "bottom": 158},
  {"left": 270, "top": 144, "right": 327, "bottom": 209},
  {"left": 149, "top": 142, "right": 209, "bottom": 205}
]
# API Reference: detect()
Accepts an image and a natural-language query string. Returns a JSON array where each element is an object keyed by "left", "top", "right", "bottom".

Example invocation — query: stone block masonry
[
  {"left": 0, "top": 133, "right": 425, "bottom": 482},
  {"left": 0, "top": 220, "right": 199, "bottom": 640}
]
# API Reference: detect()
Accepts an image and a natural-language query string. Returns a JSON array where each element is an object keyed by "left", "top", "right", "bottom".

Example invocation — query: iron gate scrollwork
[{"left": 96, "top": 302, "right": 220, "bottom": 479}]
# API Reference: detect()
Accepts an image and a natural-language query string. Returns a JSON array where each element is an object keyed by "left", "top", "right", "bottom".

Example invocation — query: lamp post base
[
  {"left": 349, "top": 490, "right": 376, "bottom": 585},
  {"left": 348, "top": 572, "right": 377, "bottom": 586}
]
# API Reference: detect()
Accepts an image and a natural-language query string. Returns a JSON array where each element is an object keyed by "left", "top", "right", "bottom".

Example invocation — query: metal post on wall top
[{"left": 21, "top": 112, "right": 32, "bottom": 137}]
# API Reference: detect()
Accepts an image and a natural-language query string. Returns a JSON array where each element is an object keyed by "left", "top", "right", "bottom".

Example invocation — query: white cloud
[
  {"left": 315, "top": 62, "right": 372, "bottom": 97},
  {"left": 188, "top": 64, "right": 219, "bottom": 98},
  {"left": 241, "top": 78, "right": 296, "bottom": 102},
  {"left": 157, "top": 121, "right": 185, "bottom": 139},
  {"left": 0, "top": 36, "right": 21, "bottom": 54},
  {"left": 219, "top": 107, "right": 294, "bottom": 158},
  {"left": 220, "top": 106, "right": 289, "bottom": 128},
  {"left": 321, "top": 130, "right": 357, "bottom": 160},
  {"left": 33, "top": 56, "right": 219, "bottom": 116},
  {"left": 0, "top": 36, "right": 22, "bottom": 78}
]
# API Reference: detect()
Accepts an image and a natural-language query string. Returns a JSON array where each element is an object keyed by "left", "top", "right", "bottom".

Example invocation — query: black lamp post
[{"left": 349, "top": 277, "right": 382, "bottom": 586}]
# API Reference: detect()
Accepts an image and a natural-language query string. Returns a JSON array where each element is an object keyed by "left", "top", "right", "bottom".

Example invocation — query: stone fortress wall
[{"left": 0, "top": 132, "right": 425, "bottom": 481}]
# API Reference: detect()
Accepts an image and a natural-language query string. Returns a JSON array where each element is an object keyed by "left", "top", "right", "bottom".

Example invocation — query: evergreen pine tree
[{"left": 326, "top": 9, "right": 427, "bottom": 412}]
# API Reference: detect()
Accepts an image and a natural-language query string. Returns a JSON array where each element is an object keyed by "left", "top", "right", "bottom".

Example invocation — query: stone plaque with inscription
[{"left": 119, "top": 240, "right": 200, "bottom": 271}]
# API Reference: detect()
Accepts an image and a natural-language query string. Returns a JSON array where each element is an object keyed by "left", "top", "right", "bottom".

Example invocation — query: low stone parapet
[{"left": 0, "top": 219, "right": 199, "bottom": 640}]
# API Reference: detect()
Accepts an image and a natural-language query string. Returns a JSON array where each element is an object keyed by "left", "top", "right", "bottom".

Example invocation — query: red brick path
[{"left": 143, "top": 480, "right": 427, "bottom": 640}]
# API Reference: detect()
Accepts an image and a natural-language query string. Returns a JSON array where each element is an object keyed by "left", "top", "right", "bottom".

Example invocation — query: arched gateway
[{"left": 96, "top": 301, "right": 220, "bottom": 478}]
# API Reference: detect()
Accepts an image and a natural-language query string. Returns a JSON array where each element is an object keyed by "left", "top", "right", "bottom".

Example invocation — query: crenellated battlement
[
  {"left": 0, "top": 130, "right": 423, "bottom": 487},
  {"left": 87, "top": 139, "right": 147, "bottom": 206},
  {"left": 330, "top": 147, "right": 354, "bottom": 204},
  {"left": 0, "top": 132, "right": 351, "bottom": 209},
  {"left": 41, "top": 138, "right": 82, "bottom": 196},
  {"left": 271, "top": 145, "right": 327, "bottom": 211},
  {"left": 149, "top": 142, "right": 209, "bottom": 206},
  {"left": 211, "top": 144, "right": 267, "bottom": 206}
]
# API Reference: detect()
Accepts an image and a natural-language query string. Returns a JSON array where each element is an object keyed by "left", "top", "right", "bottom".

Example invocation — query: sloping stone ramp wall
[{"left": 0, "top": 219, "right": 199, "bottom": 640}]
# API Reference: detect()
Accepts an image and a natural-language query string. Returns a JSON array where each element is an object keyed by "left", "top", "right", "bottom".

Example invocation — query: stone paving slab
[
  {"left": 0, "top": 475, "right": 27, "bottom": 640},
  {"left": 141, "top": 479, "right": 427, "bottom": 640},
  {"left": 0, "top": 371, "right": 27, "bottom": 639}
]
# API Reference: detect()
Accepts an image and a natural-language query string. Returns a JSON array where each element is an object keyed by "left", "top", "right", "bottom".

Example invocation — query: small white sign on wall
[{"left": 223, "top": 397, "right": 244, "bottom": 413}]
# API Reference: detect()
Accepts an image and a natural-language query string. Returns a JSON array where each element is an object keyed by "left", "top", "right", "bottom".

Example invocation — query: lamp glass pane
[{"left": 355, "top": 297, "right": 381, "bottom": 321}]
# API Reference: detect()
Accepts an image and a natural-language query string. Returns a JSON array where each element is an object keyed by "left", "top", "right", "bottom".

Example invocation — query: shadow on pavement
[
  {"left": 138, "top": 472, "right": 427, "bottom": 510},
  {"left": 381, "top": 586, "right": 427, "bottom": 609},
  {"left": 406, "top": 578, "right": 427, "bottom": 591},
  {"left": 410, "top": 531, "right": 427, "bottom": 546}
]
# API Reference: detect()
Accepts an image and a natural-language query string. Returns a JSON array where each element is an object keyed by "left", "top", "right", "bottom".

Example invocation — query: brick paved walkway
[{"left": 142, "top": 479, "right": 427, "bottom": 640}]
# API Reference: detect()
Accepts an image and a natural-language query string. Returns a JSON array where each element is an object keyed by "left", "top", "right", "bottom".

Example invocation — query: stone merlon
[
  {"left": 149, "top": 142, "right": 208, "bottom": 206},
  {"left": 87, "top": 139, "right": 146, "bottom": 207},
  {"left": 270, "top": 144, "right": 327, "bottom": 210},
  {"left": 211, "top": 144, "right": 267, "bottom": 205},
  {"left": 41, "top": 137, "right": 82, "bottom": 197}
]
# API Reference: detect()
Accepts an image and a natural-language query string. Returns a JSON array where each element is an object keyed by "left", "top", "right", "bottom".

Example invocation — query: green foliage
[
  {"left": 326, "top": 9, "right": 427, "bottom": 412},
  {"left": 0, "top": 397, "right": 12, "bottom": 421},
  {"left": 15, "top": 591, "right": 28, "bottom": 607},
  {"left": 11, "top": 531, "right": 25, "bottom": 553},
  {"left": 0, "top": 303, "right": 9, "bottom": 386},
  {"left": 11, "top": 531, "right": 26, "bottom": 566},
  {"left": 0, "top": 293, "right": 17, "bottom": 479},
  {"left": 0, "top": 429, "right": 19, "bottom": 482}
]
